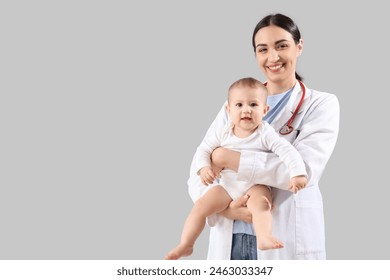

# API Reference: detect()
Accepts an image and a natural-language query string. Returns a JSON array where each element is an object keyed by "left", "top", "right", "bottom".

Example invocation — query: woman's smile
[{"left": 267, "top": 63, "right": 284, "bottom": 72}]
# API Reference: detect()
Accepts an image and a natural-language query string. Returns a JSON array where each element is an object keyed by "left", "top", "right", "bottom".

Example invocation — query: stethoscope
[{"left": 265, "top": 80, "right": 306, "bottom": 135}]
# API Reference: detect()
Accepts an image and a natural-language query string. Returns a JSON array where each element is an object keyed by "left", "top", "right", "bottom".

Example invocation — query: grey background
[{"left": 1, "top": 0, "right": 389, "bottom": 260}]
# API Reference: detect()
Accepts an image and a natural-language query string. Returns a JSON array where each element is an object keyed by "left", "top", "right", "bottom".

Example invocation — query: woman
[{"left": 188, "top": 13, "right": 339, "bottom": 260}]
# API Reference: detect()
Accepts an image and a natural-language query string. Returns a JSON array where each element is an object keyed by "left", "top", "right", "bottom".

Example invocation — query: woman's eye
[
  {"left": 258, "top": 48, "right": 267, "bottom": 53},
  {"left": 277, "top": 44, "right": 288, "bottom": 50}
]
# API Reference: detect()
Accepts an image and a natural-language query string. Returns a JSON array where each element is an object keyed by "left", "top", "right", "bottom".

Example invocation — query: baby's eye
[
  {"left": 235, "top": 103, "right": 243, "bottom": 107},
  {"left": 250, "top": 103, "right": 258, "bottom": 107}
]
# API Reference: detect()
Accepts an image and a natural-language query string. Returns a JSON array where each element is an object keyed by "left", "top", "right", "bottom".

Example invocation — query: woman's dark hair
[{"left": 252, "top": 13, "right": 303, "bottom": 81}]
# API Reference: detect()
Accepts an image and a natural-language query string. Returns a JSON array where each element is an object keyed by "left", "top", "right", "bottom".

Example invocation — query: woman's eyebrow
[
  {"left": 275, "top": 39, "right": 289, "bottom": 44},
  {"left": 256, "top": 39, "right": 289, "bottom": 48}
]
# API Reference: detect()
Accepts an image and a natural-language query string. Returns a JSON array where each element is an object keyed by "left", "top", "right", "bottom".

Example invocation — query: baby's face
[{"left": 227, "top": 86, "right": 268, "bottom": 135}]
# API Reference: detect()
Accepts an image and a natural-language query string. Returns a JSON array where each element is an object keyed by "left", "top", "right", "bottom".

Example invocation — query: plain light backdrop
[{"left": 1, "top": 0, "right": 389, "bottom": 260}]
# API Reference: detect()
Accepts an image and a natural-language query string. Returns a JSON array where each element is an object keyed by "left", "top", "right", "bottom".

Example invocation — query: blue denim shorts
[{"left": 230, "top": 233, "right": 257, "bottom": 260}]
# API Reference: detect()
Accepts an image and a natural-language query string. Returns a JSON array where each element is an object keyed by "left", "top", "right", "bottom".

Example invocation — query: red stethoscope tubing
[{"left": 265, "top": 80, "right": 306, "bottom": 135}]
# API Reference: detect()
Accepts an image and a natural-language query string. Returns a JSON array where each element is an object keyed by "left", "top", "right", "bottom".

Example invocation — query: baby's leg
[
  {"left": 165, "top": 186, "right": 232, "bottom": 260},
  {"left": 246, "top": 185, "right": 284, "bottom": 250}
]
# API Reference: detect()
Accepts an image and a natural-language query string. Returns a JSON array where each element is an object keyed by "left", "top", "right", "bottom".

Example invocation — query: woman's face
[{"left": 254, "top": 25, "right": 303, "bottom": 85}]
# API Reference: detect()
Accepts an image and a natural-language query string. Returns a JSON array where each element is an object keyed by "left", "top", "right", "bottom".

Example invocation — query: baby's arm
[
  {"left": 289, "top": 175, "right": 307, "bottom": 194},
  {"left": 194, "top": 123, "right": 230, "bottom": 187},
  {"left": 261, "top": 122, "right": 307, "bottom": 191}
]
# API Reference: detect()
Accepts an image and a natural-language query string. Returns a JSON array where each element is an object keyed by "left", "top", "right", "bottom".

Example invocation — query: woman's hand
[{"left": 219, "top": 195, "right": 252, "bottom": 224}]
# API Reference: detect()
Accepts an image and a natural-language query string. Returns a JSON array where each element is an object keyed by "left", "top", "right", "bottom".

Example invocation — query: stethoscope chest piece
[
  {"left": 279, "top": 124, "right": 294, "bottom": 135},
  {"left": 277, "top": 80, "right": 306, "bottom": 136}
]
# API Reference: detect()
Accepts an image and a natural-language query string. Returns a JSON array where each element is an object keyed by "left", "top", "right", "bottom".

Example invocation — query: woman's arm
[
  {"left": 211, "top": 147, "right": 240, "bottom": 172},
  {"left": 187, "top": 103, "right": 228, "bottom": 203},
  {"left": 218, "top": 194, "right": 252, "bottom": 223}
]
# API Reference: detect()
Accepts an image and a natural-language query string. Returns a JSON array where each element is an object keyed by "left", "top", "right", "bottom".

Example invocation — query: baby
[{"left": 165, "top": 77, "right": 307, "bottom": 260}]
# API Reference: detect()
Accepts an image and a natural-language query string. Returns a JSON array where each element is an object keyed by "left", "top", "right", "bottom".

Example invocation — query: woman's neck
[{"left": 266, "top": 78, "right": 296, "bottom": 95}]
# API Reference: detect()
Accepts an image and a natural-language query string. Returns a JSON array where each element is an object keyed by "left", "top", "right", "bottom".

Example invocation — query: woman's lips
[{"left": 267, "top": 63, "right": 284, "bottom": 72}]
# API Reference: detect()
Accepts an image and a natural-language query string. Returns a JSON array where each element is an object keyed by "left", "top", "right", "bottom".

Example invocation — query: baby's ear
[
  {"left": 226, "top": 104, "right": 230, "bottom": 113},
  {"left": 264, "top": 104, "right": 270, "bottom": 114}
]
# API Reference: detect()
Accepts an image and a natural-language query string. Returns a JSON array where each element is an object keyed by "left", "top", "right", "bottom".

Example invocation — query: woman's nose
[{"left": 269, "top": 49, "right": 280, "bottom": 62}]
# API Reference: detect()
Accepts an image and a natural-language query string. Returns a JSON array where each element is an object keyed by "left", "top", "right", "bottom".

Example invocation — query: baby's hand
[
  {"left": 210, "top": 161, "right": 222, "bottom": 180},
  {"left": 199, "top": 166, "right": 218, "bottom": 186},
  {"left": 289, "top": 175, "right": 307, "bottom": 194}
]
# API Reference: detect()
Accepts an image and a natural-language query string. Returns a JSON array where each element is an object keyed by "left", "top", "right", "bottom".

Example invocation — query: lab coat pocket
[{"left": 295, "top": 200, "right": 325, "bottom": 255}]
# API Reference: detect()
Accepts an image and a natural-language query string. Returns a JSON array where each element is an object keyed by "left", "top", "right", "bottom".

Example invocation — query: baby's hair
[{"left": 228, "top": 77, "right": 268, "bottom": 104}]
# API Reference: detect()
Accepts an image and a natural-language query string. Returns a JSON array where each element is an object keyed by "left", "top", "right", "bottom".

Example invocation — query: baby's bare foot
[
  {"left": 165, "top": 244, "right": 193, "bottom": 260},
  {"left": 257, "top": 235, "right": 284, "bottom": 250}
]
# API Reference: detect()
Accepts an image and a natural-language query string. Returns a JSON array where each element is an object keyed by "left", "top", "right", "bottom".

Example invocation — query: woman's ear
[{"left": 297, "top": 39, "right": 304, "bottom": 56}]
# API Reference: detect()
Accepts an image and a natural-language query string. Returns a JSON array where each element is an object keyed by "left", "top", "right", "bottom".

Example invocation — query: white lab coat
[{"left": 188, "top": 81, "right": 340, "bottom": 260}]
